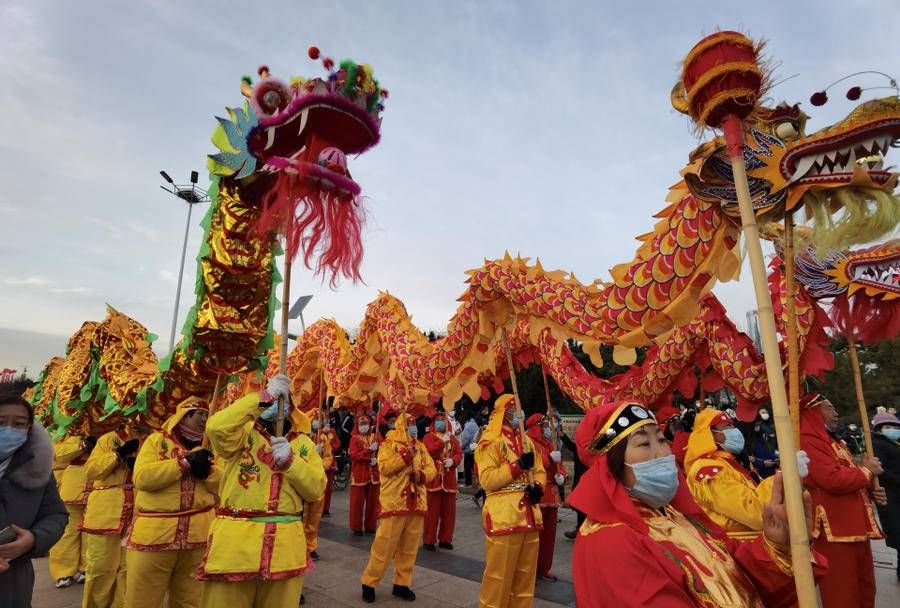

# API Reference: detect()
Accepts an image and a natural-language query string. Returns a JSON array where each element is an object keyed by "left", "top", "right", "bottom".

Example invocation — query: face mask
[
  {"left": 311, "top": 421, "right": 320, "bottom": 431},
  {"left": 883, "top": 428, "right": 900, "bottom": 442},
  {"left": 760, "top": 412, "right": 770, "bottom": 421},
  {"left": 407, "top": 426, "right": 418, "bottom": 439},
  {"left": 387, "top": 422, "right": 396, "bottom": 430},
  {"left": 0, "top": 426, "right": 28, "bottom": 460},
  {"left": 542, "top": 426, "right": 552, "bottom": 439},
  {"left": 435, "top": 421, "right": 446, "bottom": 432},
  {"left": 358, "top": 424, "right": 370, "bottom": 434},
  {"left": 720, "top": 427, "right": 745, "bottom": 455},
  {"left": 508, "top": 414, "right": 519, "bottom": 428},
  {"left": 626, "top": 454, "right": 679, "bottom": 509}
]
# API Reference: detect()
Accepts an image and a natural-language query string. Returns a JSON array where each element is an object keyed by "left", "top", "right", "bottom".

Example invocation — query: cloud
[
  {"left": 3, "top": 276, "right": 51, "bottom": 287},
  {"left": 48, "top": 286, "right": 94, "bottom": 295},
  {"left": 158, "top": 270, "right": 177, "bottom": 284},
  {"left": 3, "top": 275, "right": 94, "bottom": 296}
]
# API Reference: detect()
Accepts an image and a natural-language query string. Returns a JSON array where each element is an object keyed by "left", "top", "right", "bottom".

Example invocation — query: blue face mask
[
  {"left": 508, "top": 414, "right": 519, "bottom": 428},
  {"left": 542, "top": 426, "right": 552, "bottom": 439},
  {"left": 407, "top": 426, "right": 418, "bottom": 439},
  {"left": 0, "top": 426, "right": 28, "bottom": 460},
  {"left": 435, "top": 421, "right": 446, "bottom": 432},
  {"left": 883, "top": 428, "right": 900, "bottom": 443},
  {"left": 720, "top": 428, "right": 745, "bottom": 455},
  {"left": 626, "top": 454, "right": 679, "bottom": 509}
]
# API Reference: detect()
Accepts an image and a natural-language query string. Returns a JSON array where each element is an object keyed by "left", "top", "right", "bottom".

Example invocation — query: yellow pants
[
  {"left": 360, "top": 514, "right": 423, "bottom": 588},
  {"left": 201, "top": 576, "right": 304, "bottom": 608},
  {"left": 82, "top": 533, "right": 127, "bottom": 608},
  {"left": 49, "top": 504, "right": 85, "bottom": 579},
  {"left": 479, "top": 531, "right": 540, "bottom": 608},
  {"left": 303, "top": 497, "right": 325, "bottom": 553},
  {"left": 124, "top": 547, "right": 205, "bottom": 608}
]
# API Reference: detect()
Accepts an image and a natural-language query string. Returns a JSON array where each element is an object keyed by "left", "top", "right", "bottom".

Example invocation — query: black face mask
[
  {"left": 259, "top": 417, "right": 291, "bottom": 437},
  {"left": 378, "top": 424, "right": 390, "bottom": 437}
]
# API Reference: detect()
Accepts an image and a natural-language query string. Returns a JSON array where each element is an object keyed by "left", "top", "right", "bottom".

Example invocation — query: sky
[{"left": 1, "top": 0, "right": 897, "bottom": 376}]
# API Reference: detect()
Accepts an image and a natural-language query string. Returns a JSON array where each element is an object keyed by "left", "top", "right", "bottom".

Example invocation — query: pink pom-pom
[{"left": 258, "top": 65, "right": 270, "bottom": 77}]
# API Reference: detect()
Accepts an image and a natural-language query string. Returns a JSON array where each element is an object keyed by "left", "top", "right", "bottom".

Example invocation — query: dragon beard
[
  {"left": 256, "top": 170, "right": 366, "bottom": 287},
  {"left": 799, "top": 186, "right": 900, "bottom": 255}
]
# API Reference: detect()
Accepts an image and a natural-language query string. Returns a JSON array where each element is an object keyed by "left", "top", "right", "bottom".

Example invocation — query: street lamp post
[{"left": 160, "top": 170, "right": 210, "bottom": 353}]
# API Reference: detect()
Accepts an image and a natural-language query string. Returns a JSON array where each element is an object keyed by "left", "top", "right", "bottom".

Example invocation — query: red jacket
[
  {"left": 423, "top": 431, "right": 462, "bottom": 493},
  {"left": 526, "top": 426, "right": 564, "bottom": 507},
  {"left": 349, "top": 432, "right": 380, "bottom": 486},
  {"left": 800, "top": 409, "right": 883, "bottom": 542}
]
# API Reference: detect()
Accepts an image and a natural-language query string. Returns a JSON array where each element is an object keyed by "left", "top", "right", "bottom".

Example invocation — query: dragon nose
[{"left": 317, "top": 147, "right": 348, "bottom": 175}]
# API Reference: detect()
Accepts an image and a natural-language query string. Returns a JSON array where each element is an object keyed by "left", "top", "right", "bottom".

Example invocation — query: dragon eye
[
  {"left": 251, "top": 78, "right": 291, "bottom": 117},
  {"left": 775, "top": 121, "right": 799, "bottom": 141},
  {"left": 262, "top": 90, "right": 283, "bottom": 111}
]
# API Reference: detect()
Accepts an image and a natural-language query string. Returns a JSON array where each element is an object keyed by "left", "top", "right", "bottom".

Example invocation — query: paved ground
[{"left": 31, "top": 485, "right": 900, "bottom": 607}]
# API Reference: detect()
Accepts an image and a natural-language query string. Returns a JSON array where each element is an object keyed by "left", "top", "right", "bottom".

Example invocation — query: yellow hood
[
  {"left": 481, "top": 394, "right": 516, "bottom": 444},
  {"left": 684, "top": 408, "right": 728, "bottom": 471},
  {"left": 162, "top": 396, "right": 209, "bottom": 435}
]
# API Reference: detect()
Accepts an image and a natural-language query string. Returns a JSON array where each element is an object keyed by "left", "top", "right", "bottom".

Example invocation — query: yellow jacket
[
  {"left": 125, "top": 405, "right": 223, "bottom": 551},
  {"left": 81, "top": 430, "right": 134, "bottom": 535},
  {"left": 55, "top": 436, "right": 92, "bottom": 505},
  {"left": 198, "top": 393, "right": 327, "bottom": 581},
  {"left": 377, "top": 424, "right": 436, "bottom": 518},
  {"left": 476, "top": 427, "right": 546, "bottom": 536}
]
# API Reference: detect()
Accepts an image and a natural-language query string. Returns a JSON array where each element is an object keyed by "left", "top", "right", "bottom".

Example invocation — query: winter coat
[
  {"left": 0, "top": 422, "right": 68, "bottom": 608},
  {"left": 873, "top": 432, "right": 900, "bottom": 550},
  {"left": 460, "top": 419, "right": 479, "bottom": 454}
]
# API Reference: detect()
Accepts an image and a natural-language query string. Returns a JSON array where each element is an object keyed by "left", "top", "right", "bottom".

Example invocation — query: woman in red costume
[
  {"left": 348, "top": 413, "right": 380, "bottom": 535},
  {"left": 569, "top": 401, "right": 822, "bottom": 607},
  {"left": 524, "top": 413, "right": 566, "bottom": 581}
]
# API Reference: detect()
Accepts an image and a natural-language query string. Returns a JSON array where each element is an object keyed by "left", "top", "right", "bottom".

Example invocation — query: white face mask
[{"left": 759, "top": 412, "right": 770, "bottom": 421}]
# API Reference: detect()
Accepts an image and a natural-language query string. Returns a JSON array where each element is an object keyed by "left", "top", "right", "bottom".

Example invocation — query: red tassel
[{"left": 255, "top": 172, "right": 365, "bottom": 286}]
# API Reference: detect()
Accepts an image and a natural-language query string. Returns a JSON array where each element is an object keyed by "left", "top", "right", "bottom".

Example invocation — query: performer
[
  {"left": 360, "top": 412, "right": 436, "bottom": 602},
  {"left": 684, "top": 409, "right": 774, "bottom": 539},
  {"left": 422, "top": 410, "right": 462, "bottom": 551},
  {"left": 475, "top": 394, "right": 545, "bottom": 608},
  {"left": 48, "top": 434, "right": 96, "bottom": 587},
  {"left": 569, "top": 401, "right": 821, "bottom": 607},
  {"left": 314, "top": 411, "right": 341, "bottom": 518},
  {"left": 303, "top": 407, "right": 338, "bottom": 560},
  {"left": 800, "top": 393, "right": 885, "bottom": 608},
  {"left": 198, "top": 374, "right": 326, "bottom": 608},
  {"left": 525, "top": 413, "right": 565, "bottom": 581},
  {"left": 348, "top": 413, "right": 380, "bottom": 535},
  {"left": 123, "top": 397, "right": 221, "bottom": 608},
  {"left": 81, "top": 422, "right": 148, "bottom": 608}
]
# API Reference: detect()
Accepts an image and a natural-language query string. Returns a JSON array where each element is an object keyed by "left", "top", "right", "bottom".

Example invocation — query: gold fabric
[
  {"left": 686, "top": 454, "right": 773, "bottom": 537},
  {"left": 303, "top": 496, "right": 325, "bottom": 553},
  {"left": 49, "top": 504, "right": 85, "bottom": 579},
  {"left": 360, "top": 514, "right": 423, "bottom": 588},
  {"left": 201, "top": 576, "right": 303, "bottom": 608},
  {"left": 125, "top": 547, "right": 204, "bottom": 608},
  {"left": 478, "top": 531, "right": 540, "bottom": 608},
  {"left": 476, "top": 429, "right": 545, "bottom": 536},
  {"left": 82, "top": 533, "right": 127, "bottom": 608}
]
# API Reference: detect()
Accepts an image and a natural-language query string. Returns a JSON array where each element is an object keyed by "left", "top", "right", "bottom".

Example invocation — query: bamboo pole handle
[
  {"left": 274, "top": 243, "right": 292, "bottom": 438},
  {"left": 723, "top": 115, "right": 817, "bottom": 608},
  {"left": 202, "top": 373, "right": 224, "bottom": 448},
  {"left": 501, "top": 327, "right": 534, "bottom": 485},
  {"left": 784, "top": 213, "right": 801, "bottom": 445},
  {"left": 846, "top": 335, "right": 880, "bottom": 491},
  {"left": 541, "top": 366, "right": 558, "bottom": 451}
]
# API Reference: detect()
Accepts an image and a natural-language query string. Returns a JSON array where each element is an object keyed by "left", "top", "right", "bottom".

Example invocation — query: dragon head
[
  {"left": 678, "top": 92, "right": 899, "bottom": 253},
  {"left": 796, "top": 239, "right": 899, "bottom": 301},
  {"left": 208, "top": 50, "right": 384, "bottom": 196}
]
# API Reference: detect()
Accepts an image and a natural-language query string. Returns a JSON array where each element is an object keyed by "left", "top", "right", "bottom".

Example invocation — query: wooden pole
[
  {"left": 723, "top": 115, "right": 817, "bottom": 607},
  {"left": 274, "top": 238, "right": 293, "bottom": 437},
  {"left": 541, "top": 365, "right": 558, "bottom": 451},
  {"left": 202, "top": 373, "right": 224, "bottom": 448},
  {"left": 317, "top": 370, "right": 326, "bottom": 448},
  {"left": 846, "top": 334, "right": 880, "bottom": 491},
  {"left": 501, "top": 327, "right": 534, "bottom": 484},
  {"left": 783, "top": 213, "right": 801, "bottom": 445}
]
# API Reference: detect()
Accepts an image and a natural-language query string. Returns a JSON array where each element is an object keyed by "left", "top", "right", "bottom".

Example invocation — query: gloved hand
[
  {"left": 525, "top": 484, "right": 543, "bottom": 504},
  {"left": 81, "top": 436, "right": 98, "bottom": 453},
  {"left": 550, "top": 450, "right": 562, "bottom": 463},
  {"left": 263, "top": 374, "right": 291, "bottom": 402},
  {"left": 315, "top": 444, "right": 323, "bottom": 455},
  {"left": 116, "top": 439, "right": 140, "bottom": 460},
  {"left": 796, "top": 450, "right": 810, "bottom": 478},
  {"left": 517, "top": 451, "right": 535, "bottom": 471},
  {"left": 271, "top": 436, "right": 293, "bottom": 467},
  {"left": 369, "top": 457, "right": 377, "bottom": 466},
  {"left": 554, "top": 473, "right": 565, "bottom": 486},
  {"left": 469, "top": 443, "right": 478, "bottom": 452},
  {"left": 369, "top": 442, "right": 378, "bottom": 451},
  {"left": 443, "top": 458, "right": 454, "bottom": 468},
  {"left": 185, "top": 449, "right": 214, "bottom": 479},
  {"left": 442, "top": 433, "right": 451, "bottom": 443},
  {"left": 408, "top": 471, "right": 424, "bottom": 485}
]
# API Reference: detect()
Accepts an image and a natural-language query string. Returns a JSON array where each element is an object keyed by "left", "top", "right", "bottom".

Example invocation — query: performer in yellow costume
[
  {"left": 684, "top": 409, "right": 775, "bottom": 539},
  {"left": 48, "top": 434, "right": 96, "bottom": 587},
  {"left": 303, "top": 407, "right": 339, "bottom": 561},
  {"left": 198, "top": 375, "right": 326, "bottom": 608},
  {"left": 475, "top": 394, "right": 546, "bottom": 608},
  {"left": 360, "top": 412, "right": 436, "bottom": 603},
  {"left": 81, "top": 423, "right": 148, "bottom": 608},
  {"left": 123, "top": 397, "right": 221, "bottom": 608}
]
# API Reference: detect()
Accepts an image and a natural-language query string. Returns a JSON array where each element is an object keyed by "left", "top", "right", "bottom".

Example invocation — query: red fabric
[
  {"left": 813, "top": 537, "right": 875, "bottom": 608},
  {"left": 424, "top": 490, "right": 456, "bottom": 545},
  {"left": 349, "top": 482, "right": 379, "bottom": 532},
  {"left": 525, "top": 423, "right": 562, "bottom": 506},
  {"left": 323, "top": 468, "right": 335, "bottom": 513},
  {"left": 671, "top": 431, "right": 690, "bottom": 472},
  {"left": 537, "top": 506, "right": 558, "bottom": 576},
  {"left": 422, "top": 432, "right": 461, "bottom": 492},
  {"left": 349, "top": 430, "right": 380, "bottom": 485},
  {"left": 800, "top": 405, "right": 881, "bottom": 540}
]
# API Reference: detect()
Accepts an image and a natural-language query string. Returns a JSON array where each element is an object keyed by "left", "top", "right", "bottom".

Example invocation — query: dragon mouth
[
  {"left": 846, "top": 248, "right": 900, "bottom": 296},
  {"left": 784, "top": 125, "right": 898, "bottom": 186}
]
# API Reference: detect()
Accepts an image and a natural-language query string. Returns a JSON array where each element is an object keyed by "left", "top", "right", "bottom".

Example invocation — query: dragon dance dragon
[{"left": 27, "top": 43, "right": 900, "bottom": 437}]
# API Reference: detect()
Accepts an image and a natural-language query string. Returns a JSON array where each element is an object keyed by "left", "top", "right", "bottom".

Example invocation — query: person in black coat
[
  {"left": 872, "top": 411, "right": 900, "bottom": 581},
  {"left": 0, "top": 393, "right": 68, "bottom": 608}
]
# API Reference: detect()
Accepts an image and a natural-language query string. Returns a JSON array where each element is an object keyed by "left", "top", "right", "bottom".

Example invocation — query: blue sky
[{"left": 1, "top": 0, "right": 897, "bottom": 374}]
